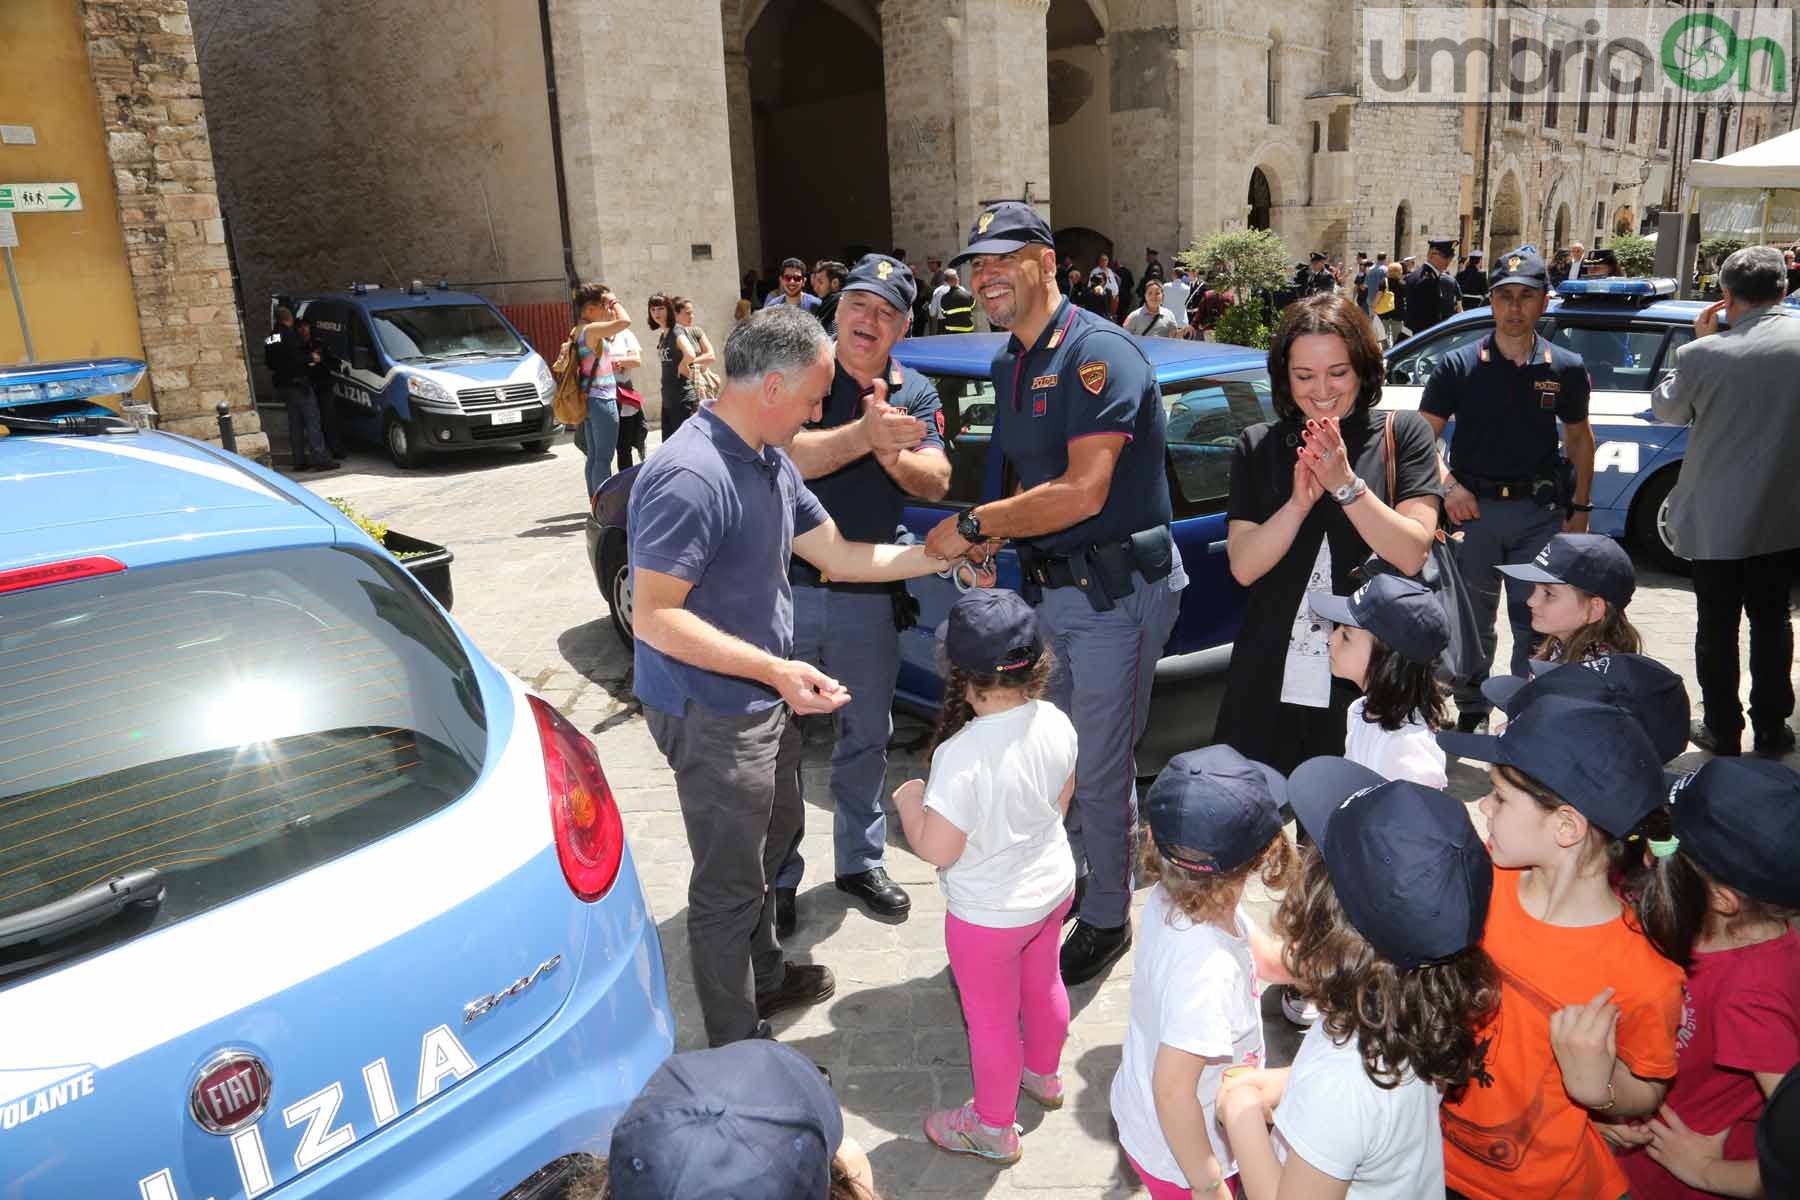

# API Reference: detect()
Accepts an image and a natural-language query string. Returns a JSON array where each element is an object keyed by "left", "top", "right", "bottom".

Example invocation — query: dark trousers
[
  {"left": 278, "top": 380, "right": 329, "bottom": 468},
  {"left": 617, "top": 410, "right": 646, "bottom": 472},
  {"left": 1691, "top": 551, "right": 1796, "bottom": 739},
  {"left": 662, "top": 393, "right": 697, "bottom": 444},
  {"left": 313, "top": 380, "right": 344, "bottom": 457},
  {"left": 645, "top": 702, "right": 803, "bottom": 1046}
]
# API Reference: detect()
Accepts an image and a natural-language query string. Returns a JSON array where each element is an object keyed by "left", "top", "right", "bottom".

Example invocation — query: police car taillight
[
  {"left": 529, "top": 694, "right": 625, "bottom": 901},
  {"left": 0, "top": 555, "right": 126, "bottom": 595}
]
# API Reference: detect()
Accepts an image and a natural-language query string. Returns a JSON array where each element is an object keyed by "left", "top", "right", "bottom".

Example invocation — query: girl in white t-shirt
[
  {"left": 894, "top": 589, "right": 1077, "bottom": 1167},
  {"left": 1307, "top": 573, "right": 1450, "bottom": 789},
  {"left": 1109, "top": 746, "right": 1299, "bottom": 1199},
  {"left": 1217, "top": 757, "right": 1500, "bottom": 1200}
]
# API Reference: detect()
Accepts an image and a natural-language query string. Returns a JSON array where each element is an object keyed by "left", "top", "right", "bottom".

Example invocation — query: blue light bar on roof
[
  {"left": 1554, "top": 277, "right": 1678, "bottom": 301},
  {"left": 0, "top": 358, "right": 147, "bottom": 408}
]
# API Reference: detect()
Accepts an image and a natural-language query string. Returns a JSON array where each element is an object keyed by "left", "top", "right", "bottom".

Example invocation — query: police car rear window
[{"left": 0, "top": 546, "right": 486, "bottom": 982}]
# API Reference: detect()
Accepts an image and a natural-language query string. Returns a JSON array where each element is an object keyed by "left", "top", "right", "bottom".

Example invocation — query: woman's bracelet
[{"left": 1588, "top": 1081, "right": 1617, "bottom": 1113}]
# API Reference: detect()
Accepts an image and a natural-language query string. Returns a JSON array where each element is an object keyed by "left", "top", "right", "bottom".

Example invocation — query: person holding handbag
[
  {"left": 660, "top": 296, "right": 715, "bottom": 444},
  {"left": 1215, "top": 292, "right": 1444, "bottom": 776},
  {"left": 572, "top": 284, "right": 632, "bottom": 499}
]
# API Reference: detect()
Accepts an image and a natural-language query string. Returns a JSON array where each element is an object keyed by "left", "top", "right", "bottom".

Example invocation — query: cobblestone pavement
[{"left": 302, "top": 435, "right": 1797, "bottom": 1199}]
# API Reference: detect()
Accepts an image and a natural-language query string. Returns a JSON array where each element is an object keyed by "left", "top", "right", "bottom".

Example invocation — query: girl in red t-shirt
[{"left": 1613, "top": 758, "right": 1800, "bottom": 1198}]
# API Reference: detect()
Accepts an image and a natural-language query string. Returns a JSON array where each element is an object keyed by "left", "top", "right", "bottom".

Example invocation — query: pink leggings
[
  {"left": 1127, "top": 1152, "right": 1244, "bottom": 1199},
  {"left": 944, "top": 892, "right": 1074, "bottom": 1129}
]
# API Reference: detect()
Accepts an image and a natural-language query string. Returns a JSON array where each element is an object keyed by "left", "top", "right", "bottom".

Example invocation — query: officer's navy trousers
[
  {"left": 1039, "top": 562, "right": 1184, "bottom": 929},
  {"left": 776, "top": 585, "right": 900, "bottom": 888},
  {"left": 1451, "top": 497, "right": 1564, "bottom": 712}
]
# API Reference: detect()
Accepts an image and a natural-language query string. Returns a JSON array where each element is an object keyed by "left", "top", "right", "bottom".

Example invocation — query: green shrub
[
  {"left": 1608, "top": 233, "right": 1656, "bottom": 277},
  {"left": 1213, "top": 302, "right": 1272, "bottom": 350}
]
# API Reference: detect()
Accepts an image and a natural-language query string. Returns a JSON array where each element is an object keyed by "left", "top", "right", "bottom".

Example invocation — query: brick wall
[{"left": 79, "top": 0, "right": 263, "bottom": 457}]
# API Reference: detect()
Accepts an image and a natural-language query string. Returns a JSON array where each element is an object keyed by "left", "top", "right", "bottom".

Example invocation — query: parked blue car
[
  {"left": 0, "top": 361, "right": 672, "bottom": 1199},
  {"left": 589, "top": 335, "right": 1275, "bottom": 709}
]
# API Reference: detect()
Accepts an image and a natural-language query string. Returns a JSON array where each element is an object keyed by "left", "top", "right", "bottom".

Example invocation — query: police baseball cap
[
  {"left": 1491, "top": 245, "right": 1551, "bottom": 291},
  {"left": 839, "top": 253, "right": 917, "bottom": 316},
  {"left": 1308, "top": 575, "right": 1449, "bottom": 667},
  {"left": 1759, "top": 1067, "right": 1800, "bottom": 1196},
  {"left": 1497, "top": 533, "right": 1636, "bottom": 609},
  {"left": 942, "top": 587, "right": 1043, "bottom": 676},
  {"left": 1438, "top": 695, "right": 1664, "bottom": 836},
  {"left": 608, "top": 1040, "right": 843, "bottom": 1200},
  {"left": 1481, "top": 653, "right": 1690, "bottom": 762},
  {"left": 1144, "top": 746, "right": 1287, "bottom": 875},
  {"left": 949, "top": 201, "right": 1056, "bottom": 266},
  {"left": 1665, "top": 758, "right": 1800, "bottom": 909},
  {"left": 1288, "top": 757, "right": 1493, "bottom": 970}
]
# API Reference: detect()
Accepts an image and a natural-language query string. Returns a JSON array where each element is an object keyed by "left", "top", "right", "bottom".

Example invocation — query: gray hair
[
  {"left": 1721, "top": 244, "right": 1786, "bottom": 305},
  {"left": 722, "top": 304, "right": 830, "bottom": 388}
]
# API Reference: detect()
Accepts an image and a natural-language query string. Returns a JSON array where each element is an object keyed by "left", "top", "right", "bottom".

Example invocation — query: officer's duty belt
[
  {"left": 787, "top": 558, "right": 893, "bottom": 595},
  {"left": 1463, "top": 475, "right": 1553, "bottom": 501},
  {"left": 1016, "top": 526, "right": 1174, "bottom": 613}
]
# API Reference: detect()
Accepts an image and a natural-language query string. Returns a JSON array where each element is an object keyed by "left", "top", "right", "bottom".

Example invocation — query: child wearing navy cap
[
  {"left": 1608, "top": 759, "right": 1800, "bottom": 1198},
  {"left": 1108, "top": 747, "right": 1299, "bottom": 1198},
  {"left": 1309, "top": 574, "right": 1452, "bottom": 788},
  {"left": 1436, "top": 696, "right": 1685, "bottom": 1200},
  {"left": 891, "top": 588, "right": 1077, "bottom": 1165},
  {"left": 1498, "top": 531, "right": 1643, "bottom": 664},
  {"left": 1217, "top": 758, "right": 1499, "bottom": 1199}
]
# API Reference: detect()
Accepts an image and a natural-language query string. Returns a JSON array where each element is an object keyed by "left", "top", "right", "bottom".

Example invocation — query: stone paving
[{"left": 300, "top": 433, "right": 1798, "bottom": 1199}]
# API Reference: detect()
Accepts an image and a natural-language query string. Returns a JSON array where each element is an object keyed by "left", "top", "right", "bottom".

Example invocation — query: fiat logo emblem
[{"left": 190, "top": 1051, "right": 271, "bottom": 1134}]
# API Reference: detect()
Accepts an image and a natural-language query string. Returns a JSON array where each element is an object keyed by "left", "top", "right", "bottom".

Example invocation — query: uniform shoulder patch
[{"left": 1078, "top": 360, "right": 1107, "bottom": 394}]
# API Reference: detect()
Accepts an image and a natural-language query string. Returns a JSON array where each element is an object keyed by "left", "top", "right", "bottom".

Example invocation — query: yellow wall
[{"left": 0, "top": 0, "right": 146, "bottom": 387}]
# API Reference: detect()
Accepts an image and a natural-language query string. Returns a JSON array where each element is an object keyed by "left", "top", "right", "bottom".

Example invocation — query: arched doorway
[
  {"left": 1249, "top": 169, "right": 1273, "bottom": 231},
  {"left": 1392, "top": 201, "right": 1412, "bottom": 259},
  {"left": 1553, "top": 203, "right": 1571, "bottom": 252},
  {"left": 1047, "top": 0, "right": 1109, "bottom": 239},
  {"left": 1487, "top": 173, "right": 1524, "bottom": 262},
  {"left": 747, "top": 0, "right": 889, "bottom": 271}
]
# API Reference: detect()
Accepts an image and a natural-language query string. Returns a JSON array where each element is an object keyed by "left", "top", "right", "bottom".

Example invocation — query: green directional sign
[{"left": 0, "top": 183, "right": 83, "bottom": 213}]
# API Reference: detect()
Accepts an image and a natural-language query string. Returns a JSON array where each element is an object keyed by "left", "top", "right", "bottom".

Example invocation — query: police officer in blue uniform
[
  {"left": 776, "top": 254, "right": 951, "bottom": 933},
  {"left": 1419, "top": 246, "right": 1598, "bottom": 731},
  {"left": 1405, "top": 237, "right": 1464, "bottom": 333},
  {"left": 929, "top": 202, "right": 1186, "bottom": 985}
]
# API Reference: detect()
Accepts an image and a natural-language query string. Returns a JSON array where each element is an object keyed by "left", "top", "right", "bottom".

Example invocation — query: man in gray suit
[{"left": 1652, "top": 244, "right": 1800, "bottom": 758}]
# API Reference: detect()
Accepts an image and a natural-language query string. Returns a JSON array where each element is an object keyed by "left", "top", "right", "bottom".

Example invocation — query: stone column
[
  {"left": 954, "top": 0, "right": 1052, "bottom": 227},
  {"left": 79, "top": 0, "right": 263, "bottom": 457},
  {"left": 723, "top": 47, "right": 761, "bottom": 278},
  {"left": 883, "top": 0, "right": 961, "bottom": 261}
]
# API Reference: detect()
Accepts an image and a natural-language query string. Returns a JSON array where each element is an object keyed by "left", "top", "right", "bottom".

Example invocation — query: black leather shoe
[
  {"left": 755, "top": 962, "right": 836, "bottom": 1019},
  {"left": 775, "top": 887, "right": 797, "bottom": 939},
  {"left": 1754, "top": 724, "right": 1797, "bottom": 758},
  {"left": 835, "top": 867, "right": 910, "bottom": 920},
  {"left": 1456, "top": 711, "right": 1487, "bottom": 734},
  {"left": 1059, "top": 920, "right": 1132, "bottom": 986},
  {"left": 1691, "top": 719, "right": 1741, "bottom": 757}
]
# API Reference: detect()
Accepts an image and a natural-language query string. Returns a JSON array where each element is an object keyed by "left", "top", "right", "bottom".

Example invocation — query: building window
[
  {"left": 1578, "top": 57, "right": 1594, "bottom": 133},
  {"left": 1312, "top": 121, "right": 1321, "bottom": 153},
  {"left": 1605, "top": 99, "right": 1619, "bottom": 140},
  {"left": 1659, "top": 95, "right": 1671, "bottom": 148},
  {"left": 1596, "top": 201, "right": 1606, "bottom": 231},
  {"left": 1629, "top": 88, "right": 1640, "bottom": 144},
  {"left": 1267, "top": 43, "right": 1279, "bottom": 124},
  {"left": 1545, "top": 92, "right": 1559, "bottom": 129},
  {"left": 1716, "top": 108, "right": 1730, "bottom": 157},
  {"left": 1693, "top": 110, "right": 1708, "bottom": 160},
  {"left": 1507, "top": 39, "right": 1525, "bottom": 121}
]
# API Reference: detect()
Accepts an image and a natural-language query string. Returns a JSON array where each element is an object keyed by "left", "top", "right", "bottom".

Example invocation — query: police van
[{"left": 284, "top": 283, "right": 558, "bottom": 468}]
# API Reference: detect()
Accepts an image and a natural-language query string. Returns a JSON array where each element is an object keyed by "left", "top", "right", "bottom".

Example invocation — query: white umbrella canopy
[{"left": 1690, "top": 127, "right": 1800, "bottom": 190}]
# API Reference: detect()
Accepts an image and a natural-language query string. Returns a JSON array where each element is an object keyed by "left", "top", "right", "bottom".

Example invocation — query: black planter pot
[{"left": 384, "top": 530, "right": 455, "bottom": 611}]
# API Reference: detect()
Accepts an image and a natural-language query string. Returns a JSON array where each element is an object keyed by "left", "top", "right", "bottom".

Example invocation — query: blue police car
[
  {"left": 1383, "top": 276, "right": 1704, "bottom": 572},
  {"left": 288, "top": 284, "right": 559, "bottom": 468},
  {"left": 589, "top": 334, "right": 1275, "bottom": 709},
  {"left": 0, "top": 362, "right": 673, "bottom": 1198}
]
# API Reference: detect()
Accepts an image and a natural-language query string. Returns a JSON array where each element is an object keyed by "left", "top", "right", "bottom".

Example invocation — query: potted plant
[{"left": 326, "top": 497, "right": 455, "bottom": 610}]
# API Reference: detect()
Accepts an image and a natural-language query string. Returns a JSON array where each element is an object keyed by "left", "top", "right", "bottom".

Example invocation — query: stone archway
[
  {"left": 745, "top": 0, "right": 890, "bottom": 271},
  {"left": 1248, "top": 168, "right": 1273, "bottom": 231},
  {"left": 1488, "top": 172, "right": 1525, "bottom": 262},
  {"left": 1553, "top": 203, "right": 1571, "bottom": 251},
  {"left": 1047, "top": 0, "right": 1109, "bottom": 238},
  {"left": 1393, "top": 201, "right": 1412, "bottom": 260}
]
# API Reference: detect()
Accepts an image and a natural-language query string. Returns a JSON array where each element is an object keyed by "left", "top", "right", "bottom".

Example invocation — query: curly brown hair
[
  {"left": 1266, "top": 292, "right": 1387, "bottom": 423},
  {"left": 1137, "top": 826, "right": 1298, "bottom": 927},
  {"left": 1277, "top": 848, "right": 1500, "bottom": 1100},
  {"left": 927, "top": 652, "right": 1056, "bottom": 757},
  {"left": 1533, "top": 597, "right": 1643, "bottom": 664}
]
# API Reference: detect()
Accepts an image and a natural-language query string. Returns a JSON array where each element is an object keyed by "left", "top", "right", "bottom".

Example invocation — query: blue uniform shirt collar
[
  {"left": 1477, "top": 332, "right": 1553, "bottom": 367},
  {"left": 1008, "top": 298, "right": 1076, "bottom": 357},
  {"left": 694, "top": 402, "right": 780, "bottom": 468}
]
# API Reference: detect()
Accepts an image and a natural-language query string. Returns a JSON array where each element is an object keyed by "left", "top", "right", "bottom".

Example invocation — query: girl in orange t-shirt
[{"left": 1435, "top": 695, "right": 1686, "bottom": 1200}]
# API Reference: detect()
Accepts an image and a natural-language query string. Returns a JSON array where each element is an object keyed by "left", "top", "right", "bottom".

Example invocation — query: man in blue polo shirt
[
  {"left": 628, "top": 304, "right": 946, "bottom": 1048},
  {"left": 926, "top": 200, "right": 1187, "bottom": 986},
  {"left": 1419, "top": 246, "right": 1597, "bottom": 731},
  {"left": 771, "top": 254, "right": 950, "bottom": 933}
]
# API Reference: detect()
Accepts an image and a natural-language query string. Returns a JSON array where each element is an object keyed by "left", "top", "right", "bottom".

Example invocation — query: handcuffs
[{"left": 936, "top": 540, "right": 1002, "bottom": 593}]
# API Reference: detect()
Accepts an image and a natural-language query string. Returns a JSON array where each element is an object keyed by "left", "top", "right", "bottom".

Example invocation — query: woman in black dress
[{"left": 1214, "top": 293, "right": 1444, "bottom": 773}]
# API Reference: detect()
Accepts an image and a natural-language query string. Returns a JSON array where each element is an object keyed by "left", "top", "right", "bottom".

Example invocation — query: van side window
[{"left": 350, "top": 315, "right": 377, "bottom": 371}]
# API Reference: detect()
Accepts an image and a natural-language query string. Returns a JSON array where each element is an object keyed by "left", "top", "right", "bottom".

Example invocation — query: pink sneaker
[
  {"left": 1019, "top": 1067, "right": 1065, "bottom": 1110},
  {"left": 923, "top": 1101, "right": 1022, "bottom": 1164}
]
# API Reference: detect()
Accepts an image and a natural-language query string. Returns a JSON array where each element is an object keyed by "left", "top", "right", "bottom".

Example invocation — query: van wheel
[
  {"left": 520, "top": 437, "right": 554, "bottom": 454},
  {"left": 385, "top": 414, "right": 427, "bottom": 468},
  {"left": 1630, "top": 466, "right": 1690, "bottom": 576},
  {"left": 598, "top": 531, "right": 633, "bottom": 648}
]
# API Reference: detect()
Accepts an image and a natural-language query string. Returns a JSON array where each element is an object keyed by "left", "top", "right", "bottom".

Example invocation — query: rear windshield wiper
[
  {"left": 0, "top": 413, "right": 137, "bottom": 437},
  {"left": 0, "top": 868, "right": 165, "bottom": 951}
]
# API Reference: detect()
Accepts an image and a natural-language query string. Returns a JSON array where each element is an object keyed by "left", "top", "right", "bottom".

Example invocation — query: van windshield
[
  {"left": 0, "top": 545, "right": 487, "bottom": 985},
  {"left": 370, "top": 304, "right": 527, "bottom": 362}
]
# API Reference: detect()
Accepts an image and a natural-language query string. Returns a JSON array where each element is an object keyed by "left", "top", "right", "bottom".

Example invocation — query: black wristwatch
[{"left": 957, "top": 509, "right": 983, "bottom": 542}]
